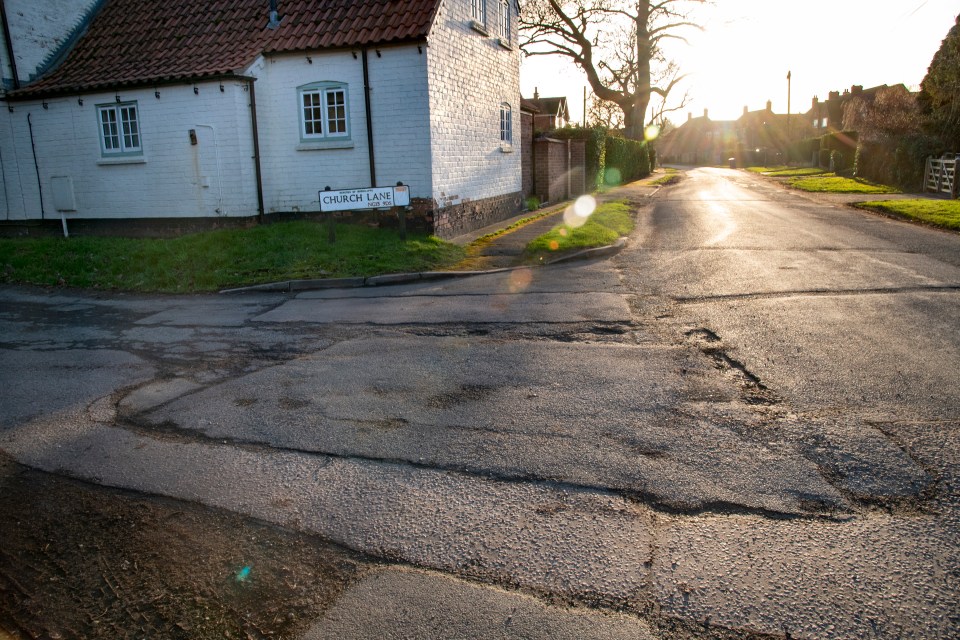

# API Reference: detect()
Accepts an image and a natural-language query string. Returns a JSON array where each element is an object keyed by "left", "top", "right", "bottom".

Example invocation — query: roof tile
[{"left": 13, "top": 0, "right": 440, "bottom": 98}]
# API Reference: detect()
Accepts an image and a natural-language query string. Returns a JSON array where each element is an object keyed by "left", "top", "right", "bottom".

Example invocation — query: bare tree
[
  {"left": 587, "top": 94, "right": 624, "bottom": 129},
  {"left": 520, "top": 0, "right": 704, "bottom": 140}
]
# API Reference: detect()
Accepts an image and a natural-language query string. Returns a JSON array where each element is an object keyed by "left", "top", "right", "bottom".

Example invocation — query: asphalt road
[{"left": 1, "top": 168, "right": 958, "bottom": 638}]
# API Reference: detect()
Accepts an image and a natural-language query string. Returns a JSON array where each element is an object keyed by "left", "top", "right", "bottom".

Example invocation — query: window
[
  {"left": 299, "top": 83, "right": 349, "bottom": 141},
  {"left": 500, "top": 103, "right": 512, "bottom": 146},
  {"left": 471, "top": 0, "right": 486, "bottom": 25},
  {"left": 497, "top": 0, "right": 510, "bottom": 42},
  {"left": 98, "top": 102, "right": 141, "bottom": 156}
]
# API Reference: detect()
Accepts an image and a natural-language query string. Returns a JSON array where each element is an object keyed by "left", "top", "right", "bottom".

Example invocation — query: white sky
[{"left": 520, "top": 0, "right": 959, "bottom": 125}]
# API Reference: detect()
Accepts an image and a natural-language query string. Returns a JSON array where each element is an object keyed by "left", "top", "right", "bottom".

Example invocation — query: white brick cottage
[{"left": 0, "top": 0, "right": 522, "bottom": 238}]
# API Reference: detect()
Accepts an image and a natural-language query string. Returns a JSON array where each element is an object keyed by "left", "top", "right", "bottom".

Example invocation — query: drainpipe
[
  {"left": 361, "top": 48, "right": 376, "bottom": 188},
  {"left": 0, "top": 1, "right": 19, "bottom": 89},
  {"left": 27, "top": 112, "right": 44, "bottom": 220},
  {"left": 246, "top": 78, "right": 265, "bottom": 223}
]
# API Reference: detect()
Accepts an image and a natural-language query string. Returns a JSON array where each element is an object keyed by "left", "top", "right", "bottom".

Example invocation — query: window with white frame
[
  {"left": 472, "top": 0, "right": 486, "bottom": 25},
  {"left": 500, "top": 103, "right": 512, "bottom": 146},
  {"left": 299, "top": 83, "right": 349, "bottom": 141},
  {"left": 97, "top": 102, "right": 141, "bottom": 156},
  {"left": 497, "top": 0, "right": 510, "bottom": 41}
]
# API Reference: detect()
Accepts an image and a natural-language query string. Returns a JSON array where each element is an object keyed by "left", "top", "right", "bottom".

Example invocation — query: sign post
[{"left": 319, "top": 183, "right": 411, "bottom": 243}]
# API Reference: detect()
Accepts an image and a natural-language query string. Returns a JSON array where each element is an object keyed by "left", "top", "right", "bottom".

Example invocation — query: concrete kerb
[{"left": 219, "top": 184, "right": 654, "bottom": 295}]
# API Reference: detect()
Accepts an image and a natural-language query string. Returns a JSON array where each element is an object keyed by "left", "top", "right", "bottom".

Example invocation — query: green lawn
[
  {"left": 0, "top": 221, "right": 465, "bottom": 292},
  {"left": 788, "top": 173, "right": 900, "bottom": 194},
  {"left": 760, "top": 167, "right": 829, "bottom": 177},
  {"left": 854, "top": 199, "right": 960, "bottom": 231},
  {"left": 526, "top": 199, "right": 633, "bottom": 259}
]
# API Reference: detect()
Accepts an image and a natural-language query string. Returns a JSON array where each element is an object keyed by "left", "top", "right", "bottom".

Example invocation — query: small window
[
  {"left": 472, "top": 0, "right": 486, "bottom": 25},
  {"left": 497, "top": 0, "right": 510, "bottom": 42},
  {"left": 299, "top": 83, "right": 350, "bottom": 141},
  {"left": 98, "top": 102, "right": 142, "bottom": 156},
  {"left": 500, "top": 103, "right": 512, "bottom": 146}
]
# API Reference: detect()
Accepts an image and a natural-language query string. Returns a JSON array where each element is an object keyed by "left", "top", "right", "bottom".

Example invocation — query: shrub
[{"left": 604, "top": 136, "right": 650, "bottom": 184}]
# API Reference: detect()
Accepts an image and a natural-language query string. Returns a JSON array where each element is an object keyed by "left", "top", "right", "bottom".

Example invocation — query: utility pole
[{"left": 786, "top": 70, "right": 792, "bottom": 161}]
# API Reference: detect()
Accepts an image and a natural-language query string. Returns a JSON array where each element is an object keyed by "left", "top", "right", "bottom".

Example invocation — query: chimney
[
  {"left": 743, "top": 106, "right": 748, "bottom": 116},
  {"left": 828, "top": 90, "right": 840, "bottom": 101},
  {"left": 688, "top": 112, "right": 692, "bottom": 122},
  {"left": 703, "top": 108, "right": 708, "bottom": 119},
  {"left": 852, "top": 85, "right": 863, "bottom": 94},
  {"left": 267, "top": 0, "right": 281, "bottom": 29},
  {"left": 766, "top": 100, "right": 772, "bottom": 112},
  {"left": 533, "top": 87, "right": 539, "bottom": 100},
  {"left": 812, "top": 96, "right": 819, "bottom": 108}
]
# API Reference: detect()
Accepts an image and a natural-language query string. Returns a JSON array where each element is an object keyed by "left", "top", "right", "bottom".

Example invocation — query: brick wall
[
  {"left": 426, "top": 0, "right": 522, "bottom": 235},
  {"left": 1, "top": 0, "right": 100, "bottom": 87},
  {"left": 521, "top": 110, "right": 534, "bottom": 198},
  {"left": 250, "top": 46, "right": 433, "bottom": 215},
  {"left": 0, "top": 80, "right": 259, "bottom": 220},
  {"left": 533, "top": 137, "right": 586, "bottom": 205}
]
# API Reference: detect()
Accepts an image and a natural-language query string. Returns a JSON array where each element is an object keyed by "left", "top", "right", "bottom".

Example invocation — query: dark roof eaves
[{"left": 6, "top": 71, "right": 254, "bottom": 101}]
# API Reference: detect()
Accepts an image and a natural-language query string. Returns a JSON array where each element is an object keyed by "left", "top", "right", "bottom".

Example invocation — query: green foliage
[
  {"left": 853, "top": 135, "right": 942, "bottom": 190},
  {"left": 787, "top": 174, "right": 900, "bottom": 194},
  {"left": 549, "top": 126, "right": 607, "bottom": 190},
  {"left": 0, "top": 221, "right": 465, "bottom": 292},
  {"left": 604, "top": 137, "right": 651, "bottom": 184},
  {"left": 855, "top": 199, "right": 960, "bottom": 231},
  {"left": 526, "top": 200, "right": 634, "bottom": 257},
  {"left": 918, "top": 15, "right": 960, "bottom": 150}
]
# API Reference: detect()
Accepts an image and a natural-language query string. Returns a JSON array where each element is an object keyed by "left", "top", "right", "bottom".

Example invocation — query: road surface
[{"left": 1, "top": 168, "right": 958, "bottom": 639}]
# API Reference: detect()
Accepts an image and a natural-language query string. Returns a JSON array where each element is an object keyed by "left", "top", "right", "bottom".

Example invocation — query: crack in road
[{"left": 673, "top": 284, "right": 960, "bottom": 304}]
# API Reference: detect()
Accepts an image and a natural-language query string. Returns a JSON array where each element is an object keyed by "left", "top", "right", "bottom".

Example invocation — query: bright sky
[{"left": 520, "top": 0, "right": 959, "bottom": 125}]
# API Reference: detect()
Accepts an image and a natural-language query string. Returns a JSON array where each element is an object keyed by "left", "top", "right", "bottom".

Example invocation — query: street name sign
[{"left": 319, "top": 185, "right": 410, "bottom": 212}]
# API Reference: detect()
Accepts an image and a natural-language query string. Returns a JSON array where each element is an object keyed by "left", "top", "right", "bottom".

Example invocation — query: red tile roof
[{"left": 12, "top": 0, "right": 441, "bottom": 98}]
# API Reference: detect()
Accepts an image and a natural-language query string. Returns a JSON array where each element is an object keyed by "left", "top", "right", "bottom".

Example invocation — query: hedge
[{"left": 604, "top": 136, "right": 651, "bottom": 184}]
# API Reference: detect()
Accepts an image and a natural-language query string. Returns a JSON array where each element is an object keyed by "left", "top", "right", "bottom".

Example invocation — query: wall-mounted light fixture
[
  {"left": 352, "top": 51, "right": 357, "bottom": 59},
  {"left": 375, "top": 49, "right": 381, "bottom": 58},
  {"left": 115, "top": 94, "right": 121, "bottom": 103},
  {"left": 42, "top": 101, "right": 48, "bottom": 110},
  {"left": 193, "top": 86, "right": 199, "bottom": 95},
  {"left": 77, "top": 97, "right": 83, "bottom": 106},
  {"left": 306, "top": 55, "right": 312, "bottom": 64},
  {"left": 219, "top": 83, "right": 225, "bottom": 92},
  {"left": 155, "top": 90, "right": 160, "bottom": 99}
]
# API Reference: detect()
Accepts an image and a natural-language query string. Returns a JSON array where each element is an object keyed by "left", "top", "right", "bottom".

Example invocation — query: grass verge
[
  {"left": 0, "top": 221, "right": 466, "bottom": 292},
  {"left": 788, "top": 173, "right": 900, "bottom": 194},
  {"left": 750, "top": 166, "right": 830, "bottom": 177},
  {"left": 525, "top": 199, "right": 633, "bottom": 261},
  {"left": 853, "top": 199, "right": 960, "bottom": 231}
]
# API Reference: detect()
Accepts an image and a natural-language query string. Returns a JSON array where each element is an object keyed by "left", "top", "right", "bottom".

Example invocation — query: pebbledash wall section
[
  {"left": 425, "top": 0, "right": 522, "bottom": 238},
  {"left": 0, "top": 80, "right": 259, "bottom": 225}
]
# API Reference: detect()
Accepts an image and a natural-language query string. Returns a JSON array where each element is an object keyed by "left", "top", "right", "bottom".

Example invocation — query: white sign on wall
[{"left": 319, "top": 185, "right": 411, "bottom": 212}]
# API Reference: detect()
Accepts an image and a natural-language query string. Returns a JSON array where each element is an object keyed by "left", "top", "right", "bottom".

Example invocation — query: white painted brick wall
[
  {"left": 3, "top": 0, "right": 99, "bottom": 83},
  {"left": 426, "top": 0, "right": 522, "bottom": 205},
  {"left": 252, "top": 48, "right": 432, "bottom": 214},
  {"left": 0, "top": 81, "right": 259, "bottom": 220}
]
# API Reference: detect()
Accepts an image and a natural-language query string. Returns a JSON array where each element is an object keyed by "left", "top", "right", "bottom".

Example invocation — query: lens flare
[
  {"left": 644, "top": 125, "right": 660, "bottom": 141},
  {"left": 508, "top": 267, "right": 533, "bottom": 293},
  {"left": 562, "top": 195, "right": 597, "bottom": 228},
  {"left": 604, "top": 167, "right": 622, "bottom": 185},
  {"left": 559, "top": 228, "right": 568, "bottom": 237},
  {"left": 549, "top": 240, "right": 559, "bottom": 251}
]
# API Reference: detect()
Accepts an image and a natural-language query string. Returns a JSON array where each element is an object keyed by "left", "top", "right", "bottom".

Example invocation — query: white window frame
[
  {"left": 500, "top": 102, "right": 512, "bottom": 148},
  {"left": 472, "top": 0, "right": 486, "bottom": 25},
  {"left": 497, "top": 0, "right": 510, "bottom": 42},
  {"left": 97, "top": 102, "right": 142, "bottom": 156},
  {"left": 298, "top": 83, "right": 350, "bottom": 142}
]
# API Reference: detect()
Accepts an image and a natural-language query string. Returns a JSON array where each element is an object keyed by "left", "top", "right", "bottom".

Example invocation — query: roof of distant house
[
  {"left": 10, "top": 0, "right": 442, "bottom": 99},
  {"left": 527, "top": 96, "right": 569, "bottom": 120}
]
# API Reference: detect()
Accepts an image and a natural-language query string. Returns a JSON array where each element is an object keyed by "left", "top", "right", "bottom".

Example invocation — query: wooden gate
[{"left": 924, "top": 154, "right": 958, "bottom": 198}]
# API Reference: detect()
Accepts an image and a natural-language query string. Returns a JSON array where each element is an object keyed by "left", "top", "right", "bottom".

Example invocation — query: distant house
[
  {"left": 525, "top": 89, "right": 570, "bottom": 132},
  {"left": 659, "top": 103, "right": 812, "bottom": 166},
  {"left": 0, "top": 0, "right": 522, "bottom": 238},
  {"left": 806, "top": 84, "right": 911, "bottom": 135}
]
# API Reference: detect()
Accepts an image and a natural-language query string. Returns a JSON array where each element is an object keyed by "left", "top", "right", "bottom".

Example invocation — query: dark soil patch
[{"left": 0, "top": 453, "right": 366, "bottom": 639}]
